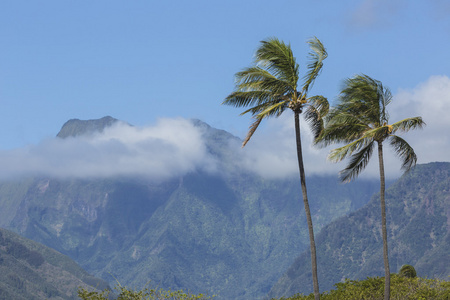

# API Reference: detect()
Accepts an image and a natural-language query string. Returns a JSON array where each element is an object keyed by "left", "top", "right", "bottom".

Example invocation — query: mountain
[
  {"left": 0, "top": 228, "right": 109, "bottom": 300},
  {"left": 268, "top": 162, "right": 450, "bottom": 298},
  {"left": 0, "top": 117, "right": 380, "bottom": 299},
  {"left": 56, "top": 116, "right": 120, "bottom": 138}
]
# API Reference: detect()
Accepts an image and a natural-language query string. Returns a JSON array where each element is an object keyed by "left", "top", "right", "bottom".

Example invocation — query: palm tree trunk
[
  {"left": 294, "top": 111, "right": 320, "bottom": 300},
  {"left": 377, "top": 142, "right": 390, "bottom": 300}
]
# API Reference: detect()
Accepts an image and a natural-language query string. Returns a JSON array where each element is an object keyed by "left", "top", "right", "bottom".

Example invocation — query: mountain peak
[{"left": 56, "top": 116, "right": 120, "bottom": 138}]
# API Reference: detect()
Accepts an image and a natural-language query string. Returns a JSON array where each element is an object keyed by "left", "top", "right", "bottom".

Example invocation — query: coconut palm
[
  {"left": 316, "top": 74, "right": 425, "bottom": 300},
  {"left": 223, "top": 37, "right": 328, "bottom": 299}
]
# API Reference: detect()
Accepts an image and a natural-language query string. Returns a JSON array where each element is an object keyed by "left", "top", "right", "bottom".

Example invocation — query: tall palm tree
[
  {"left": 316, "top": 74, "right": 425, "bottom": 300},
  {"left": 223, "top": 37, "right": 328, "bottom": 300}
]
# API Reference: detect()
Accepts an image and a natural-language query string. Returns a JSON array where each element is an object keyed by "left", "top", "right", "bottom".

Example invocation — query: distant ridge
[
  {"left": 56, "top": 116, "right": 120, "bottom": 138},
  {"left": 0, "top": 228, "right": 109, "bottom": 299}
]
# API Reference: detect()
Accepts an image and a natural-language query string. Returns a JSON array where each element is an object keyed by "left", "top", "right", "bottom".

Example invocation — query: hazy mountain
[
  {"left": 0, "top": 228, "right": 109, "bottom": 300},
  {"left": 0, "top": 117, "right": 380, "bottom": 299},
  {"left": 268, "top": 162, "right": 450, "bottom": 298},
  {"left": 56, "top": 116, "right": 120, "bottom": 138}
]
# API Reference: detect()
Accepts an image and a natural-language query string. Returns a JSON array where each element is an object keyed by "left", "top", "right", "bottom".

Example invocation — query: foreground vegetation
[
  {"left": 78, "top": 284, "right": 214, "bottom": 300},
  {"left": 274, "top": 275, "right": 450, "bottom": 300},
  {"left": 78, "top": 268, "right": 449, "bottom": 300}
]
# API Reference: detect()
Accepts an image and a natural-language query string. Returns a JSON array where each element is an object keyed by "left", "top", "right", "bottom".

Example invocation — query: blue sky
[{"left": 0, "top": 0, "right": 449, "bottom": 179}]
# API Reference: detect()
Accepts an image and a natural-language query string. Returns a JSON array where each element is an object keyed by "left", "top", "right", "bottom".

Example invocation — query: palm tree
[
  {"left": 223, "top": 37, "right": 328, "bottom": 300},
  {"left": 316, "top": 74, "right": 425, "bottom": 300}
]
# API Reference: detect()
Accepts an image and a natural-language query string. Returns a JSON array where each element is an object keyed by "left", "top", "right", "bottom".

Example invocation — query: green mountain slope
[
  {"left": 0, "top": 117, "right": 380, "bottom": 299},
  {"left": 0, "top": 228, "right": 109, "bottom": 300},
  {"left": 268, "top": 162, "right": 450, "bottom": 298}
]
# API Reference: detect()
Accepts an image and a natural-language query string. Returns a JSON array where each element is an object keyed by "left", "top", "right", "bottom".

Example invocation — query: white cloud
[
  {"left": 0, "top": 118, "right": 218, "bottom": 180},
  {"left": 390, "top": 75, "right": 450, "bottom": 165},
  {"left": 235, "top": 114, "right": 341, "bottom": 179}
]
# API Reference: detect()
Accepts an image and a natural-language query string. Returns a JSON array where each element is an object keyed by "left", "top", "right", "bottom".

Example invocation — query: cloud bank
[
  {"left": 235, "top": 115, "right": 341, "bottom": 179},
  {"left": 0, "top": 118, "right": 217, "bottom": 180},
  {"left": 0, "top": 115, "right": 340, "bottom": 181},
  {"left": 0, "top": 75, "right": 448, "bottom": 182},
  {"left": 390, "top": 75, "right": 450, "bottom": 165}
]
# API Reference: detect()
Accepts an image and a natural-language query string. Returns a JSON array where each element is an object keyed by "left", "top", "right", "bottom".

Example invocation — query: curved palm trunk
[
  {"left": 377, "top": 142, "right": 390, "bottom": 300},
  {"left": 294, "top": 111, "right": 320, "bottom": 300}
]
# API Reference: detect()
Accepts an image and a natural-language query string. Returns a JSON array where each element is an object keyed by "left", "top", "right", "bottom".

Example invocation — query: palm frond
[
  {"left": 377, "top": 81, "right": 392, "bottom": 125},
  {"left": 316, "top": 108, "right": 368, "bottom": 147},
  {"left": 362, "top": 125, "right": 392, "bottom": 142},
  {"left": 324, "top": 108, "right": 361, "bottom": 126},
  {"left": 235, "top": 67, "right": 293, "bottom": 95},
  {"left": 223, "top": 91, "right": 276, "bottom": 108},
  {"left": 341, "top": 79, "right": 378, "bottom": 124},
  {"left": 257, "top": 100, "right": 289, "bottom": 118},
  {"left": 316, "top": 122, "right": 367, "bottom": 147},
  {"left": 390, "top": 117, "right": 425, "bottom": 134},
  {"left": 302, "top": 37, "right": 327, "bottom": 94},
  {"left": 242, "top": 117, "right": 263, "bottom": 147},
  {"left": 308, "top": 95, "right": 329, "bottom": 116},
  {"left": 328, "top": 136, "right": 373, "bottom": 163},
  {"left": 235, "top": 66, "right": 276, "bottom": 85},
  {"left": 255, "top": 38, "right": 299, "bottom": 88},
  {"left": 239, "top": 98, "right": 289, "bottom": 117},
  {"left": 388, "top": 135, "right": 418, "bottom": 171},
  {"left": 339, "top": 142, "right": 375, "bottom": 182},
  {"left": 304, "top": 96, "right": 329, "bottom": 140}
]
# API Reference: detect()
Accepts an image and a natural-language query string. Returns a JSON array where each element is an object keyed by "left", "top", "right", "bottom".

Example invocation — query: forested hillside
[
  {"left": 269, "top": 162, "right": 450, "bottom": 298},
  {"left": 0, "top": 228, "right": 108, "bottom": 300}
]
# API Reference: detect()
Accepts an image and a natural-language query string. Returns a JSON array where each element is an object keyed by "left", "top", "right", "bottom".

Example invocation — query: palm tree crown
[
  {"left": 223, "top": 37, "right": 328, "bottom": 146},
  {"left": 317, "top": 74, "right": 425, "bottom": 182}
]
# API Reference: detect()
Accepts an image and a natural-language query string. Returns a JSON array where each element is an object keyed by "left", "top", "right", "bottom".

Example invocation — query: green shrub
[
  {"left": 273, "top": 275, "right": 450, "bottom": 300},
  {"left": 78, "top": 284, "right": 214, "bottom": 300},
  {"left": 398, "top": 265, "right": 417, "bottom": 278}
]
